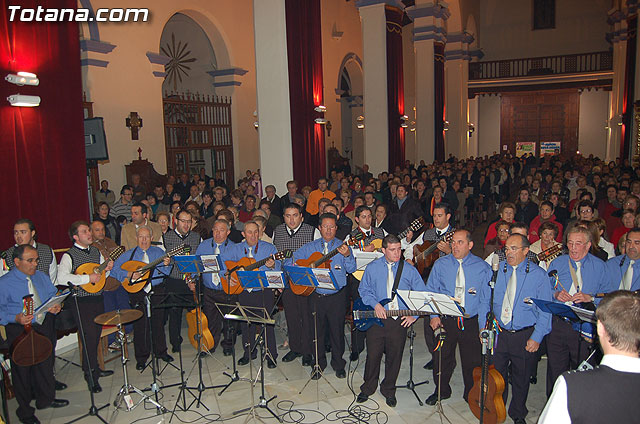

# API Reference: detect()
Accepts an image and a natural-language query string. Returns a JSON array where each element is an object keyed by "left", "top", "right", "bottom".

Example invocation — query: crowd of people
[{"left": 1, "top": 152, "right": 640, "bottom": 424}]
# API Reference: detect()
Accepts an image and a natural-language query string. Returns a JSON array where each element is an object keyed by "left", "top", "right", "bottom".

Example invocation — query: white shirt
[
  {"left": 598, "top": 238, "right": 615, "bottom": 260},
  {"left": 403, "top": 225, "right": 450, "bottom": 261},
  {"left": 538, "top": 354, "right": 640, "bottom": 424}
]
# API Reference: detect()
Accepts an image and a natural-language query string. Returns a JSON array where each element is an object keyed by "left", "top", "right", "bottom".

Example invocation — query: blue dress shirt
[
  {"left": 0, "top": 269, "right": 57, "bottom": 325},
  {"left": 219, "top": 241, "right": 281, "bottom": 289},
  {"left": 359, "top": 257, "right": 425, "bottom": 310},
  {"left": 606, "top": 254, "right": 640, "bottom": 292},
  {"left": 547, "top": 253, "right": 610, "bottom": 304},
  {"left": 293, "top": 238, "right": 357, "bottom": 295},
  {"left": 195, "top": 238, "right": 236, "bottom": 290},
  {"left": 478, "top": 259, "right": 552, "bottom": 343},
  {"left": 110, "top": 246, "right": 170, "bottom": 286},
  {"left": 426, "top": 253, "right": 492, "bottom": 319}
]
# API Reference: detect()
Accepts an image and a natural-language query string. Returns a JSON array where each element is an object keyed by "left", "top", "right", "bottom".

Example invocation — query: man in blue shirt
[
  {"left": 425, "top": 229, "right": 492, "bottom": 405},
  {"left": 478, "top": 234, "right": 552, "bottom": 424},
  {"left": 356, "top": 234, "right": 424, "bottom": 407},
  {"left": 293, "top": 213, "right": 356, "bottom": 379},
  {"left": 196, "top": 219, "right": 236, "bottom": 356},
  {"left": 219, "top": 221, "right": 280, "bottom": 368},
  {"left": 606, "top": 227, "right": 640, "bottom": 292},
  {"left": 546, "top": 226, "right": 611, "bottom": 397},
  {"left": 0, "top": 245, "right": 68, "bottom": 423},
  {"left": 110, "top": 226, "right": 172, "bottom": 370}
]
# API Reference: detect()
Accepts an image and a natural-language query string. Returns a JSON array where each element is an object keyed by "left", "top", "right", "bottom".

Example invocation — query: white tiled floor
[{"left": 8, "top": 320, "right": 549, "bottom": 424}]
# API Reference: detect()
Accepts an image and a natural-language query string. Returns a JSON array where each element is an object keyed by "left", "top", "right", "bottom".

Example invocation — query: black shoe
[
  {"left": 19, "top": 416, "right": 40, "bottom": 424},
  {"left": 350, "top": 351, "right": 359, "bottom": 361},
  {"left": 425, "top": 392, "right": 450, "bottom": 406},
  {"left": 37, "top": 399, "right": 69, "bottom": 409},
  {"left": 310, "top": 370, "right": 321, "bottom": 380},
  {"left": 158, "top": 353, "right": 174, "bottom": 363},
  {"left": 88, "top": 382, "right": 102, "bottom": 393},
  {"left": 423, "top": 359, "right": 434, "bottom": 370},
  {"left": 54, "top": 380, "right": 67, "bottom": 391},
  {"left": 530, "top": 375, "right": 537, "bottom": 384},
  {"left": 356, "top": 393, "right": 368, "bottom": 403},
  {"left": 223, "top": 348, "right": 233, "bottom": 357},
  {"left": 282, "top": 351, "right": 301, "bottom": 363},
  {"left": 238, "top": 356, "right": 250, "bottom": 366},
  {"left": 267, "top": 358, "right": 277, "bottom": 369},
  {"left": 513, "top": 419, "right": 527, "bottom": 424},
  {"left": 385, "top": 396, "right": 397, "bottom": 408},
  {"left": 136, "top": 362, "right": 145, "bottom": 371},
  {"left": 302, "top": 354, "right": 313, "bottom": 366},
  {"left": 98, "top": 369, "right": 113, "bottom": 377},
  {"left": 171, "top": 345, "right": 181, "bottom": 353},
  {"left": 335, "top": 369, "right": 346, "bottom": 379}
]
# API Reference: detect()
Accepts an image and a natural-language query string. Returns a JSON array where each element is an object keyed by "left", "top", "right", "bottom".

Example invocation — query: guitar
[
  {"left": 413, "top": 230, "right": 454, "bottom": 275},
  {"left": 468, "top": 363, "right": 506, "bottom": 424},
  {"left": 221, "top": 249, "right": 293, "bottom": 295},
  {"left": 362, "top": 217, "right": 425, "bottom": 251},
  {"left": 537, "top": 243, "right": 564, "bottom": 262},
  {"left": 352, "top": 298, "right": 433, "bottom": 330},
  {"left": 291, "top": 233, "right": 365, "bottom": 296},
  {"left": 11, "top": 295, "right": 53, "bottom": 367},
  {"left": 184, "top": 274, "right": 215, "bottom": 351},
  {"left": 121, "top": 244, "right": 188, "bottom": 293},
  {"left": 75, "top": 245, "right": 125, "bottom": 293}
]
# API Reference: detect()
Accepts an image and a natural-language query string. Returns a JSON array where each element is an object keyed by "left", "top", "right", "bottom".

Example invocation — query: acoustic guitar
[
  {"left": 413, "top": 230, "right": 454, "bottom": 275},
  {"left": 121, "top": 244, "right": 188, "bottom": 293},
  {"left": 221, "top": 249, "right": 293, "bottom": 295},
  {"left": 291, "top": 233, "right": 365, "bottom": 296},
  {"left": 75, "top": 245, "right": 125, "bottom": 293},
  {"left": 11, "top": 295, "right": 53, "bottom": 367},
  {"left": 468, "top": 359, "right": 506, "bottom": 424},
  {"left": 184, "top": 273, "right": 215, "bottom": 351}
]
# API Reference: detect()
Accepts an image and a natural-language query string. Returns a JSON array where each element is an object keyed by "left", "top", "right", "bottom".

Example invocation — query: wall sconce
[
  {"left": 400, "top": 114, "right": 409, "bottom": 128},
  {"left": 6, "top": 94, "right": 41, "bottom": 107},
  {"left": 314, "top": 118, "right": 328, "bottom": 124},
  {"left": 468, "top": 123, "right": 475, "bottom": 137},
  {"left": 443, "top": 120, "right": 450, "bottom": 131},
  {"left": 356, "top": 115, "right": 364, "bottom": 129},
  {"left": 253, "top": 121, "right": 259, "bottom": 129},
  {"left": 5, "top": 72, "right": 39, "bottom": 86},
  {"left": 314, "top": 105, "right": 327, "bottom": 113}
]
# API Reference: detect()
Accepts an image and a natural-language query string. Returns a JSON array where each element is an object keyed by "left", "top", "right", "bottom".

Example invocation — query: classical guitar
[
  {"left": 75, "top": 245, "right": 125, "bottom": 293},
  {"left": 291, "top": 233, "right": 365, "bottom": 296},
  {"left": 352, "top": 298, "right": 433, "bottom": 330},
  {"left": 468, "top": 362, "right": 506, "bottom": 424},
  {"left": 537, "top": 243, "right": 564, "bottom": 262},
  {"left": 413, "top": 230, "right": 454, "bottom": 275},
  {"left": 11, "top": 295, "right": 53, "bottom": 367},
  {"left": 362, "top": 217, "right": 425, "bottom": 251},
  {"left": 184, "top": 273, "right": 215, "bottom": 351},
  {"left": 221, "top": 249, "right": 293, "bottom": 295},
  {"left": 121, "top": 244, "right": 188, "bottom": 293}
]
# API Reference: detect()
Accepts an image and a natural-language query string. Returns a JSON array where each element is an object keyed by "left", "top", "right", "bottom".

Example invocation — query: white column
[
  {"left": 253, "top": 0, "right": 293, "bottom": 194},
  {"left": 358, "top": 3, "right": 389, "bottom": 175},
  {"left": 445, "top": 58, "right": 469, "bottom": 159},
  {"left": 414, "top": 39, "right": 435, "bottom": 164},
  {"left": 606, "top": 11, "right": 627, "bottom": 162}
]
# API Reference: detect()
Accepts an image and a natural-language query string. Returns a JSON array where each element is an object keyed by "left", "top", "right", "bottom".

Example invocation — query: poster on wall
[
  {"left": 540, "top": 141, "right": 561, "bottom": 156},
  {"left": 515, "top": 142, "right": 536, "bottom": 157}
]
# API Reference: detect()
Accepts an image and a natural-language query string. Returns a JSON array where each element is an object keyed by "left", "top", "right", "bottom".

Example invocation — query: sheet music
[
  {"left": 568, "top": 305, "right": 597, "bottom": 324},
  {"left": 397, "top": 290, "right": 464, "bottom": 317},
  {"left": 353, "top": 251, "right": 383, "bottom": 270},
  {"left": 265, "top": 271, "right": 285, "bottom": 289},
  {"left": 311, "top": 268, "right": 337, "bottom": 290}
]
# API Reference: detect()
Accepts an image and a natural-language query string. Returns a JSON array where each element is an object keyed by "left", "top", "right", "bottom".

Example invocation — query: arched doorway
[{"left": 338, "top": 54, "right": 364, "bottom": 170}]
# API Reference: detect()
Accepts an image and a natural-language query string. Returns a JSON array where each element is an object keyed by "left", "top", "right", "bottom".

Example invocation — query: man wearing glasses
[
  {"left": 478, "top": 234, "right": 552, "bottom": 424},
  {"left": 546, "top": 226, "right": 611, "bottom": 397}
]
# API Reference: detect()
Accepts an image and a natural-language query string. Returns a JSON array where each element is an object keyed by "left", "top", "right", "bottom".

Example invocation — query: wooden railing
[{"left": 469, "top": 51, "right": 613, "bottom": 80}]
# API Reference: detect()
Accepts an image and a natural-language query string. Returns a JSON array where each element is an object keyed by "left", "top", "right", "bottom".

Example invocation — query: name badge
[
  {"left": 334, "top": 265, "right": 342, "bottom": 270},
  {"left": 468, "top": 288, "right": 477, "bottom": 295},
  {"left": 523, "top": 297, "right": 533, "bottom": 305}
]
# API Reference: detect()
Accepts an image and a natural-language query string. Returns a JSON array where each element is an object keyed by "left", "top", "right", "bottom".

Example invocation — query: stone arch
[{"left": 337, "top": 53, "right": 364, "bottom": 169}]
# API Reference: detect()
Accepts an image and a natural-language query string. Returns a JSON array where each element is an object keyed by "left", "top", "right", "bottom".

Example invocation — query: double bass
[{"left": 11, "top": 295, "right": 53, "bottom": 367}]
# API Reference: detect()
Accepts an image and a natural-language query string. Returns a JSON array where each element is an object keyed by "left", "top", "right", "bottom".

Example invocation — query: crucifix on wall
[{"left": 126, "top": 112, "right": 143, "bottom": 140}]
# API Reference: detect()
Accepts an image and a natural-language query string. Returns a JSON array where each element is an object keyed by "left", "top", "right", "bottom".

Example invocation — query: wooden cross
[
  {"left": 126, "top": 112, "right": 143, "bottom": 140},
  {"left": 137, "top": 147, "right": 142, "bottom": 160}
]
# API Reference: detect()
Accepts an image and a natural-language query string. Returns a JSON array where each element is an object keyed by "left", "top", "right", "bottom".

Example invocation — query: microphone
[{"left": 490, "top": 255, "right": 499, "bottom": 287}]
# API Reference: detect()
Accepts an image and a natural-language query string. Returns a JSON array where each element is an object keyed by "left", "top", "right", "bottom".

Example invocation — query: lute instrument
[
  {"left": 413, "top": 230, "right": 454, "bottom": 274},
  {"left": 11, "top": 295, "right": 53, "bottom": 367},
  {"left": 121, "top": 244, "right": 188, "bottom": 293},
  {"left": 291, "top": 233, "right": 365, "bottom": 296},
  {"left": 184, "top": 273, "right": 215, "bottom": 351},
  {"left": 75, "top": 245, "right": 125, "bottom": 293},
  {"left": 221, "top": 249, "right": 293, "bottom": 294}
]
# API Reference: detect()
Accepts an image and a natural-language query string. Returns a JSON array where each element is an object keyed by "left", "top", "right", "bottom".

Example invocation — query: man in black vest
[
  {"left": 539, "top": 290, "right": 640, "bottom": 423},
  {"left": 4, "top": 218, "right": 57, "bottom": 283}
]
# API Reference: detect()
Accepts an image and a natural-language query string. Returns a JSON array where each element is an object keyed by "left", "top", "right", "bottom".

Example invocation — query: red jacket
[{"left": 528, "top": 215, "right": 563, "bottom": 243}]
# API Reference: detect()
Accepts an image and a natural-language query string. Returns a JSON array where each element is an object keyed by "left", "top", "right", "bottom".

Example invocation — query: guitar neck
[
  {"left": 245, "top": 254, "right": 273, "bottom": 271},
  {"left": 355, "top": 309, "right": 431, "bottom": 319},
  {"left": 312, "top": 245, "right": 344, "bottom": 267}
]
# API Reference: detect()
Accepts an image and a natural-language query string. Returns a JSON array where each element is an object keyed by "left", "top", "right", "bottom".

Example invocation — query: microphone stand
[
  {"left": 65, "top": 283, "right": 109, "bottom": 424},
  {"left": 478, "top": 261, "right": 499, "bottom": 424}
]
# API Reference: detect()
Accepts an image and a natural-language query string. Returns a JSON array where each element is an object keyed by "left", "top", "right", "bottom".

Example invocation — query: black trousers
[
  {"left": 128, "top": 284, "right": 168, "bottom": 365},
  {"left": 164, "top": 277, "right": 194, "bottom": 350},
  {"left": 346, "top": 275, "right": 366, "bottom": 355},
  {"left": 202, "top": 287, "right": 237, "bottom": 352},
  {"left": 546, "top": 316, "right": 592, "bottom": 397},
  {"left": 491, "top": 327, "right": 536, "bottom": 421},
  {"left": 426, "top": 315, "right": 481, "bottom": 399},
  {"left": 282, "top": 289, "right": 312, "bottom": 355},
  {"left": 6, "top": 316, "right": 55, "bottom": 421},
  {"left": 360, "top": 317, "right": 407, "bottom": 398},
  {"left": 238, "top": 289, "right": 277, "bottom": 360},
  {"left": 310, "top": 289, "right": 347, "bottom": 371},
  {"left": 71, "top": 295, "right": 104, "bottom": 384}
]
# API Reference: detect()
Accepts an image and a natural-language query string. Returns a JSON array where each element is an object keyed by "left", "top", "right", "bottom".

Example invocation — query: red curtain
[
  {"left": 621, "top": 15, "right": 637, "bottom": 159},
  {"left": 386, "top": 7, "right": 405, "bottom": 171},
  {"left": 0, "top": 0, "right": 89, "bottom": 250},
  {"left": 285, "top": 0, "right": 326, "bottom": 188},
  {"left": 434, "top": 42, "right": 446, "bottom": 163}
]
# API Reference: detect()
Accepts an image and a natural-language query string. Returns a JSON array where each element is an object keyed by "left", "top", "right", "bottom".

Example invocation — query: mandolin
[
  {"left": 121, "top": 244, "right": 188, "bottom": 293},
  {"left": 468, "top": 362, "right": 506, "bottom": 424},
  {"left": 75, "top": 246, "right": 125, "bottom": 293},
  {"left": 537, "top": 243, "right": 564, "bottom": 262},
  {"left": 184, "top": 273, "right": 215, "bottom": 351},
  {"left": 352, "top": 298, "right": 433, "bottom": 330},
  {"left": 11, "top": 295, "right": 53, "bottom": 367},
  {"left": 291, "top": 233, "right": 365, "bottom": 296},
  {"left": 413, "top": 230, "right": 454, "bottom": 275},
  {"left": 221, "top": 249, "right": 293, "bottom": 295}
]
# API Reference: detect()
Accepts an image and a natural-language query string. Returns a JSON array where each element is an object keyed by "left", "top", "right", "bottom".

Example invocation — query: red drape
[
  {"left": 285, "top": 0, "right": 326, "bottom": 188},
  {"left": 386, "top": 7, "right": 405, "bottom": 171},
  {"left": 621, "top": 15, "right": 637, "bottom": 159},
  {"left": 434, "top": 42, "right": 446, "bottom": 163},
  {"left": 0, "top": 0, "right": 89, "bottom": 250}
]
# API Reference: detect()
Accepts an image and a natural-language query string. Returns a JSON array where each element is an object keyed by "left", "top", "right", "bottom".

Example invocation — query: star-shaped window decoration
[{"left": 161, "top": 32, "right": 197, "bottom": 91}]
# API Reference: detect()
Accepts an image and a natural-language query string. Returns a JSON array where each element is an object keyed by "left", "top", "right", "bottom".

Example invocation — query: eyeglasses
[
  {"left": 22, "top": 257, "right": 40, "bottom": 263},
  {"left": 178, "top": 218, "right": 192, "bottom": 223}
]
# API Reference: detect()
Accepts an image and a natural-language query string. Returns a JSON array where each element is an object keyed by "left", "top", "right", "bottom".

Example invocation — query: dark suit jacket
[
  {"left": 388, "top": 197, "right": 423, "bottom": 235},
  {"left": 262, "top": 195, "right": 283, "bottom": 217}
]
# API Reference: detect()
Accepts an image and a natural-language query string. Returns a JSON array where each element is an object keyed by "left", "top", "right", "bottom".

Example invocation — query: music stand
[
  {"left": 222, "top": 303, "right": 281, "bottom": 423},
  {"left": 399, "top": 290, "right": 464, "bottom": 424}
]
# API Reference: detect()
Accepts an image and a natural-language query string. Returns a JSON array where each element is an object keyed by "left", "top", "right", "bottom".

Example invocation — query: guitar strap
[
  {"left": 391, "top": 259, "right": 405, "bottom": 300},
  {"left": 129, "top": 247, "right": 138, "bottom": 261}
]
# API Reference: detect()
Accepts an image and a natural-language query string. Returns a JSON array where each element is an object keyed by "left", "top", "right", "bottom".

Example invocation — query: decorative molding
[
  {"left": 213, "top": 81, "right": 242, "bottom": 87},
  {"left": 608, "top": 8, "right": 627, "bottom": 25},
  {"left": 152, "top": 71, "right": 166, "bottom": 78},
  {"left": 207, "top": 68, "right": 249, "bottom": 77},
  {"left": 355, "top": 0, "right": 405, "bottom": 10},
  {"left": 445, "top": 49, "right": 471, "bottom": 60},
  {"left": 406, "top": 2, "right": 450, "bottom": 21},
  {"left": 80, "top": 58, "right": 109, "bottom": 68},
  {"left": 146, "top": 51, "right": 170, "bottom": 65},
  {"left": 469, "top": 49, "right": 485, "bottom": 60},
  {"left": 447, "top": 31, "right": 474, "bottom": 44},
  {"left": 413, "top": 25, "right": 447, "bottom": 43},
  {"left": 80, "top": 39, "right": 116, "bottom": 54}
]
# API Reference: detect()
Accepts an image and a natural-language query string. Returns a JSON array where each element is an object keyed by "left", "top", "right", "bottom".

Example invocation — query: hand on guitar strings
[
  {"left": 337, "top": 244, "right": 350, "bottom": 257},
  {"left": 437, "top": 241, "right": 451, "bottom": 254},
  {"left": 265, "top": 257, "right": 275, "bottom": 268},
  {"left": 374, "top": 303, "right": 387, "bottom": 319},
  {"left": 88, "top": 272, "right": 101, "bottom": 284},
  {"left": 104, "top": 260, "right": 114, "bottom": 272}
]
